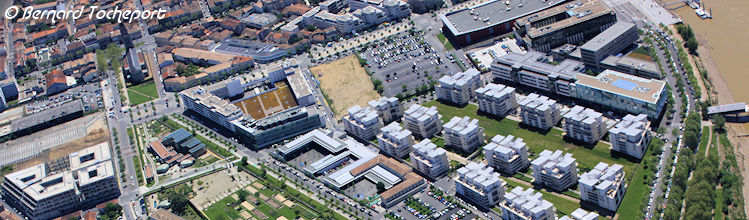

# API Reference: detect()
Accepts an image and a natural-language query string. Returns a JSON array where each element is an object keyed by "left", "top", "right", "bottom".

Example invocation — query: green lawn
[
  {"left": 715, "top": 187, "right": 724, "bottom": 220},
  {"left": 204, "top": 196, "right": 242, "bottom": 220},
  {"left": 127, "top": 81, "right": 158, "bottom": 106},
  {"left": 616, "top": 137, "right": 663, "bottom": 220},
  {"left": 698, "top": 126, "right": 710, "bottom": 156},
  {"left": 437, "top": 33, "right": 454, "bottom": 50},
  {"left": 423, "top": 101, "right": 636, "bottom": 178}
]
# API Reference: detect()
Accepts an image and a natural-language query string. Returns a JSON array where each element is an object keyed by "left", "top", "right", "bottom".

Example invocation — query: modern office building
[
  {"left": 368, "top": 97, "right": 404, "bottom": 123},
  {"left": 436, "top": 68, "right": 482, "bottom": 105},
  {"left": 560, "top": 208, "right": 601, "bottom": 220},
  {"left": 343, "top": 105, "right": 384, "bottom": 141},
  {"left": 531, "top": 150, "right": 578, "bottom": 191},
  {"left": 443, "top": 116, "right": 485, "bottom": 153},
  {"left": 491, "top": 51, "right": 585, "bottom": 97},
  {"left": 609, "top": 114, "right": 650, "bottom": 159},
  {"left": 377, "top": 122, "right": 415, "bottom": 158},
  {"left": 500, "top": 186, "right": 556, "bottom": 220},
  {"left": 574, "top": 69, "right": 667, "bottom": 118},
  {"left": 563, "top": 106, "right": 607, "bottom": 143},
  {"left": 579, "top": 162, "right": 626, "bottom": 212},
  {"left": 2, "top": 143, "right": 119, "bottom": 220},
  {"left": 439, "top": 0, "right": 564, "bottom": 45},
  {"left": 476, "top": 83, "right": 518, "bottom": 117},
  {"left": 513, "top": 0, "right": 616, "bottom": 52},
  {"left": 402, "top": 104, "right": 442, "bottom": 138},
  {"left": 213, "top": 38, "right": 288, "bottom": 63},
  {"left": 518, "top": 93, "right": 562, "bottom": 130},
  {"left": 181, "top": 86, "right": 245, "bottom": 132},
  {"left": 410, "top": 139, "right": 449, "bottom": 179},
  {"left": 484, "top": 135, "right": 529, "bottom": 174},
  {"left": 454, "top": 162, "right": 506, "bottom": 210},
  {"left": 580, "top": 22, "right": 637, "bottom": 70},
  {"left": 232, "top": 106, "right": 322, "bottom": 149}
]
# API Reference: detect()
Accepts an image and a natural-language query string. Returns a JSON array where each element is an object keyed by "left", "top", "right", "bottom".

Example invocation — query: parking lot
[
  {"left": 361, "top": 32, "right": 462, "bottom": 97},
  {"left": 25, "top": 83, "right": 103, "bottom": 114}
]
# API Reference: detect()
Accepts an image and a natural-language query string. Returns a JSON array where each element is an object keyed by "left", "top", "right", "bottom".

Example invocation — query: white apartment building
[
  {"left": 353, "top": 6, "right": 389, "bottom": 26},
  {"left": 181, "top": 86, "right": 245, "bottom": 132},
  {"left": 311, "top": 10, "right": 366, "bottom": 33},
  {"left": 403, "top": 104, "right": 442, "bottom": 138},
  {"left": 484, "top": 135, "right": 529, "bottom": 174},
  {"left": 500, "top": 186, "right": 556, "bottom": 220},
  {"left": 368, "top": 97, "right": 404, "bottom": 123},
  {"left": 563, "top": 106, "right": 607, "bottom": 143},
  {"left": 377, "top": 122, "right": 415, "bottom": 158},
  {"left": 579, "top": 162, "right": 626, "bottom": 212},
  {"left": 609, "top": 114, "right": 650, "bottom": 159},
  {"left": 519, "top": 93, "right": 561, "bottom": 130},
  {"left": 531, "top": 150, "right": 578, "bottom": 191},
  {"left": 443, "top": 116, "right": 485, "bottom": 153},
  {"left": 455, "top": 162, "right": 506, "bottom": 210},
  {"left": 343, "top": 105, "right": 383, "bottom": 141},
  {"left": 1, "top": 143, "right": 119, "bottom": 220},
  {"left": 560, "top": 208, "right": 600, "bottom": 220},
  {"left": 476, "top": 83, "right": 518, "bottom": 117},
  {"left": 410, "top": 139, "right": 449, "bottom": 178},
  {"left": 436, "top": 68, "right": 482, "bottom": 105}
]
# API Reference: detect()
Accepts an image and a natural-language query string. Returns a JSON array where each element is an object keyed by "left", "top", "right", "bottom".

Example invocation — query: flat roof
[
  {"left": 580, "top": 21, "right": 636, "bottom": 52},
  {"left": 440, "top": 0, "right": 563, "bottom": 35},
  {"left": 517, "top": 0, "right": 613, "bottom": 38},
  {"left": 576, "top": 69, "right": 666, "bottom": 104},
  {"left": 707, "top": 102, "right": 748, "bottom": 114},
  {"left": 494, "top": 51, "right": 584, "bottom": 81},
  {"left": 11, "top": 99, "right": 84, "bottom": 132}
]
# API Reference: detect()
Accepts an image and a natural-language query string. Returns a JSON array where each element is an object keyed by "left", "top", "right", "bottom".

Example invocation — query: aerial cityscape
[{"left": 0, "top": 0, "right": 744, "bottom": 218}]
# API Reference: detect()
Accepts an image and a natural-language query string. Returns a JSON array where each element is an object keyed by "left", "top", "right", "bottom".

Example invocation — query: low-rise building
[
  {"left": 377, "top": 122, "right": 414, "bottom": 158},
  {"left": 402, "top": 104, "right": 442, "bottom": 138},
  {"left": 476, "top": 83, "right": 518, "bottom": 117},
  {"left": 436, "top": 68, "right": 482, "bottom": 105},
  {"left": 563, "top": 106, "right": 607, "bottom": 143},
  {"left": 579, "top": 162, "right": 626, "bottom": 212},
  {"left": 518, "top": 93, "right": 561, "bottom": 130},
  {"left": 410, "top": 139, "right": 449, "bottom": 179},
  {"left": 454, "top": 162, "right": 506, "bottom": 210},
  {"left": 609, "top": 114, "right": 650, "bottom": 159},
  {"left": 484, "top": 135, "right": 529, "bottom": 174},
  {"left": 343, "top": 105, "right": 383, "bottom": 141},
  {"left": 368, "top": 97, "right": 403, "bottom": 123},
  {"left": 531, "top": 150, "right": 578, "bottom": 191},
  {"left": 500, "top": 186, "right": 556, "bottom": 220},
  {"left": 443, "top": 116, "right": 485, "bottom": 153}
]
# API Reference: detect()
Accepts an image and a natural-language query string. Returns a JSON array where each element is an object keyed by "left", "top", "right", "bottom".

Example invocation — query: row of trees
[{"left": 676, "top": 24, "right": 699, "bottom": 54}]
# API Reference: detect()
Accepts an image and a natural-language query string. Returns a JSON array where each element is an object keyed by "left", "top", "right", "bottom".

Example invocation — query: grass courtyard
[
  {"left": 203, "top": 181, "right": 318, "bottom": 220},
  {"left": 127, "top": 81, "right": 159, "bottom": 106},
  {"left": 423, "top": 100, "right": 637, "bottom": 178}
]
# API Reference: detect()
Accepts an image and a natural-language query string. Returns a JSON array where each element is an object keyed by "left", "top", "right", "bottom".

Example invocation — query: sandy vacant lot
[{"left": 310, "top": 55, "right": 381, "bottom": 118}]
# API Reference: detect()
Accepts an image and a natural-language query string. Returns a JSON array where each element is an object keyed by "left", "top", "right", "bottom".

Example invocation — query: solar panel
[{"left": 611, "top": 79, "right": 637, "bottom": 91}]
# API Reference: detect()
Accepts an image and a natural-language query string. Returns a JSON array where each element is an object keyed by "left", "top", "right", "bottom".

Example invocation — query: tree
[
  {"left": 241, "top": 156, "right": 248, "bottom": 166},
  {"left": 376, "top": 182, "right": 385, "bottom": 193},
  {"left": 713, "top": 115, "right": 726, "bottom": 133},
  {"left": 237, "top": 189, "right": 249, "bottom": 202},
  {"left": 101, "top": 203, "right": 122, "bottom": 220},
  {"left": 168, "top": 193, "right": 190, "bottom": 215},
  {"left": 686, "top": 37, "right": 699, "bottom": 54},
  {"left": 684, "top": 131, "right": 699, "bottom": 151}
]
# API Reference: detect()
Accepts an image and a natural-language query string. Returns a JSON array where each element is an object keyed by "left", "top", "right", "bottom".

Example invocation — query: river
[{"left": 674, "top": 0, "right": 749, "bottom": 103}]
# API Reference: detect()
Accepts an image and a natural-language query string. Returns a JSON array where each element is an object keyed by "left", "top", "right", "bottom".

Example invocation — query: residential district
[{"left": 0, "top": 0, "right": 741, "bottom": 218}]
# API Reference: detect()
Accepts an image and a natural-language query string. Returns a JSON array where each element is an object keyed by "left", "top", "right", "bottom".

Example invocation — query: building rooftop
[
  {"left": 286, "top": 70, "right": 313, "bottom": 101},
  {"left": 476, "top": 83, "right": 515, "bottom": 99},
  {"left": 438, "top": 68, "right": 480, "bottom": 88},
  {"left": 444, "top": 116, "right": 481, "bottom": 136},
  {"left": 368, "top": 97, "right": 399, "bottom": 109},
  {"left": 563, "top": 105, "right": 603, "bottom": 125},
  {"left": 440, "top": 0, "right": 563, "bottom": 35},
  {"left": 380, "top": 122, "right": 412, "bottom": 142},
  {"left": 560, "top": 208, "right": 600, "bottom": 220},
  {"left": 346, "top": 105, "right": 379, "bottom": 125},
  {"left": 11, "top": 99, "right": 84, "bottom": 132},
  {"left": 707, "top": 102, "right": 748, "bottom": 114},
  {"left": 69, "top": 142, "right": 112, "bottom": 172},
  {"left": 580, "top": 21, "right": 636, "bottom": 52},
  {"left": 610, "top": 114, "right": 648, "bottom": 137},
  {"left": 278, "top": 129, "right": 348, "bottom": 156},
  {"left": 494, "top": 51, "right": 584, "bottom": 81},
  {"left": 214, "top": 38, "right": 287, "bottom": 61},
  {"left": 172, "top": 47, "right": 237, "bottom": 63},
  {"left": 77, "top": 161, "right": 115, "bottom": 186},
  {"left": 576, "top": 69, "right": 666, "bottom": 104},
  {"left": 412, "top": 139, "right": 447, "bottom": 160},
  {"left": 531, "top": 150, "right": 576, "bottom": 172},
  {"left": 516, "top": 0, "right": 613, "bottom": 38},
  {"left": 404, "top": 104, "right": 440, "bottom": 123},
  {"left": 579, "top": 162, "right": 624, "bottom": 196},
  {"left": 484, "top": 135, "right": 526, "bottom": 156},
  {"left": 456, "top": 162, "right": 505, "bottom": 193},
  {"left": 518, "top": 93, "right": 557, "bottom": 112},
  {"left": 181, "top": 86, "right": 245, "bottom": 120},
  {"left": 503, "top": 186, "right": 555, "bottom": 219}
]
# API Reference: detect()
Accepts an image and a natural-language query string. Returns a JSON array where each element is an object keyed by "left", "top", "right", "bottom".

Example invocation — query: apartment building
[
  {"left": 368, "top": 97, "right": 404, "bottom": 123},
  {"left": 575, "top": 70, "right": 667, "bottom": 118},
  {"left": 580, "top": 22, "right": 637, "bottom": 71},
  {"left": 609, "top": 114, "right": 650, "bottom": 159},
  {"left": 2, "top": 143, "right": 119, "bottom": 220},
  {"left": 180, "top": 86, "right": 245, "bottom": 132},
  {"left": 484, "top": 135, "right": 529, "bottom": 174},
  {"left": 377, "top": 122, "right": 415, "bottom": 158},
  {"left": 531, "top": 150, "right": 578, "bottom": 191},
  {"left": 500, "top": 186, "right": 556, "bottom": 220},
  {"left": 560, "top": 208, "right": 600, "bottom": 220},
  {"left": 436, "top": 68, "right": 482, "bottom": 105},
  {"left": 443, "top": 116, "right": 485, "bottom": 153},
  {"left": 476, "top": 83, "right": 518, "bottom": 117},
  {"left": 343, "top": 105, "right": 383, "bottom": 141},
  {"left": 563, "top": 106, "right": 607, "bottom": 143},
  {"left": 518, "top": 93, "right": 562, "bottom": 130},
  {"left": 579, "top": 162, "right": 626, "bottom": 212},
  {"left": 410, "top": 139, "right": 449, "bottom": 179},
  {"left": 455, "top": 162, "right": 506, "bottom": 210},
  {"left": 402, "top": 104, "right": 442, "bottom": 138}
]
